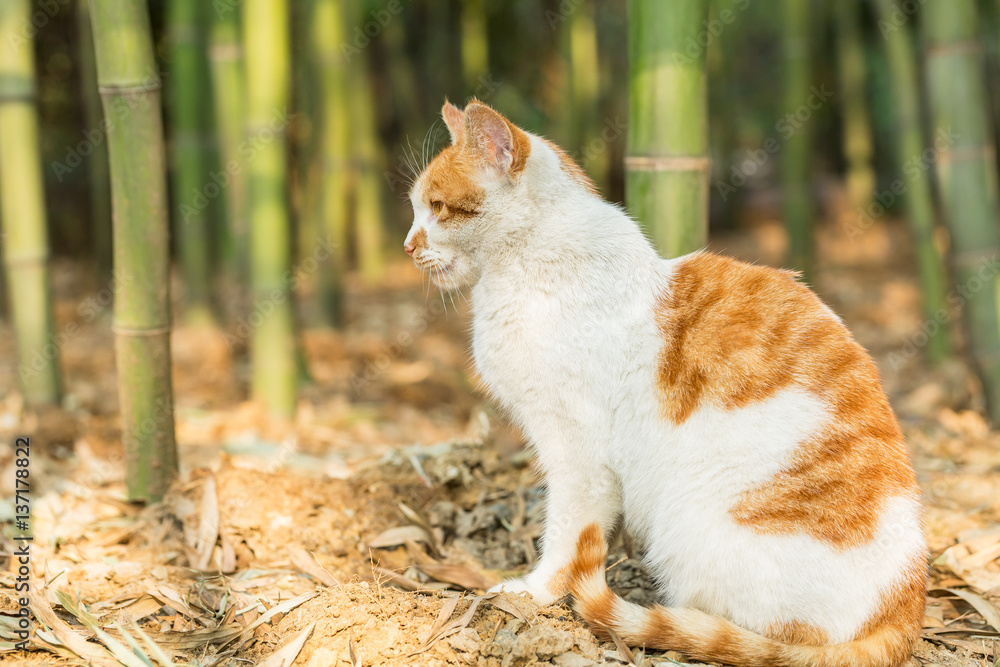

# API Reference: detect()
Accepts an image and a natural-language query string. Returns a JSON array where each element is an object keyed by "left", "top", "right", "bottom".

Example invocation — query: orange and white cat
[{"left": 404, "top": 100, "right": 927, "bottom": 667}]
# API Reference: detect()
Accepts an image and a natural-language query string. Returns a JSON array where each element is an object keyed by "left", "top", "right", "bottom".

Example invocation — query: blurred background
[
  {"left": 3, "top": 1, "right": 1000, "bottom": 665},
  {"left": 17, "top": 0, "right": 1000, "bottom": 415}
]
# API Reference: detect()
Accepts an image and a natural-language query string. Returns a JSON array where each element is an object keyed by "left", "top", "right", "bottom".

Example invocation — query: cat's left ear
[{"left": 464, "top": 103, "right": 528, "bottom": 179}]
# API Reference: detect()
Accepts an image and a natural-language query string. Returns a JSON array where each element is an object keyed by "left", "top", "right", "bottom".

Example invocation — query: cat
[{"left": 404, "top": 99, "right": 927, "bottom": 667}]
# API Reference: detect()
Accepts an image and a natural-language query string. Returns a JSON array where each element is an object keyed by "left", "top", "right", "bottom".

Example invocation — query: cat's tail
[{"left": 567, "top": 523, "right": 921, "bottom": 667}]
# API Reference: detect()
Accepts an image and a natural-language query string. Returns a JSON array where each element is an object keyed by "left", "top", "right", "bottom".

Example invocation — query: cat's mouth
[
  {"left": 430, "top": 259, "right": 457, "bottom": 278},
  {"left": 414, "top": 256, "right": 457, "bottom": 278}
]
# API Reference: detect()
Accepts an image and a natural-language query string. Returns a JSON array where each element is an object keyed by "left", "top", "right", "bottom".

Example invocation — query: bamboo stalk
[
  {"left": 428, "top": 0, "right": 458, "bottom": 97},
  {"left": 872, "top": 0, "right": 952, "bottom": 363},
  {"left": 89, "top": 0, "right": 178, "bottom": 501},
  {"left": 922, "top": 0, "right": 1000, "bottom": 420},
  {"left": 0, "top": 0, "right": 61, "bottom": 406},
  {"left": 353, "top": 71, "right": 387, "bottom": 286},
  {"left": 383, "top": 4, "right": 422, "bottom": 147},
  {"left": 835, "top": 0, "right": 875, "bottom": 212},
  {"left": 626, "top": 0, "right": 709, "bottom": 258},
  {"left": 707, "top": 0, "right": 740, "bottom": 230},
  {"left": 78, "top": 0, "right": 113, "bottom": 284},
  {"left": 244, "top": 0, "right": 297, "bottom": 417},
  {"left": 312, "top": 0, "right": 352, "bottom": 324},
  {"left": 293, "top": 0, "right": 320, "bottom": 318},
  {"left": 344, "top": 0, "right": 385, "bottom": 287},
  {"left": 209, "top": 0, "right": 248, "bottom": 290},
  {"left": 781, "top": 0, "right": 813, "bottom": 277},
  {"left": 569, "top": 1, "right": 605, "bottom": 188},
  {"left": 168, "top": 0, "right": 214, "bottom": 323},
  {"left": 461, "top": 0, "right": 489, "bottom": 88}
]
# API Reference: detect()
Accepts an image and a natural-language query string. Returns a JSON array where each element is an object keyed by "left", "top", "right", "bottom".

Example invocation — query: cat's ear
[
  {"left": 442, "top": 101, "right": 465, "bottom": 145},
  {"left": 464, "top": 102, "right": 526, "bottom": 178}
]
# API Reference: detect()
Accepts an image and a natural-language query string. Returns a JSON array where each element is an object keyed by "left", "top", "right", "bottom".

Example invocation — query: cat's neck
[
  {"left": 474, "top": 191, "right": 661, "bottom": 288},
  {"left": 468, "top": 201, "right": 665, "bottom": 331}
]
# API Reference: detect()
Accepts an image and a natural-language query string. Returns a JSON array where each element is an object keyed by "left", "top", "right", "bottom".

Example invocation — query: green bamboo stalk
[
  {"left": 781, "top": 0, "right": 813, "bottom": 277},
  {"left": 344, "top": 0, "right": 385, "bottom": 287},
  {"left": 244, "top": 0, "right": 297, "bottom": 417},
  {"left": 78, "top": 0, "right": 113, "bottom": 284},
  {"left": 872, "top": 0, "right": 952, "bottom": 363},
  {"left": 922, "top": 0, "right": 1000, "bottom": 420},
  {"left": 353, "top": 68, "right": 386, "bottom": 286},
  {"left": 89, "top": 0, "right": 178, "bottom": 501},
  {"left": 0, "top": 0, "right": 61, "bottom": 405},
  {"left": 569, "top": 1, "right": 605, "bottom": 189},
  {"left": 293, "top": 0, "right": 320, "bottom": 317},
  {"left": 626, "top": 0, "right": 710, "bottom": 258},
  {"left": 312, "top": 0, "right": 351, "bottom": 324},
  {"left": 209, "top": 0, "right": 248, "bottom": 290},
  {"left": 0, "top": 234, "right": 5, "bottom": 322},
  {"left": 707, "top": 0, "right": 740, "bottom": 230},
  {"left": 168, "top": 0, "right": 214, "bottom": 323},
  {"left": 383, "top": 4, "right": 422, "bottom": 144},
  {"left": 835, "top": 0, "right": 875, "bottom": 212},
  {"left": 461, "top": 0, "right": 489, "bottom": 89}
]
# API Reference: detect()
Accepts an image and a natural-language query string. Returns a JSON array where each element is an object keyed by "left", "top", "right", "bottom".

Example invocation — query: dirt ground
[{"left": 2, "top": 211, "right": 1000, "bottom": 666}]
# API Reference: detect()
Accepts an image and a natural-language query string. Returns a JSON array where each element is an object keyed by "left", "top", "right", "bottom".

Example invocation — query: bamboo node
[
  {"left": 625, "top": 155, "right": 712, "bottom": 172},
  {"left": 3, "top": 252, "right": 48, "bottom": 267},
  {"left": 0, "top": 73, "right": 36, "bottom": 101},
  {"left": 112, "top": 324, "right": 172, "bottom": 337},
  {"left": 935, "top": 144, "right": 995, "bottom": 165},
  {"left": 925, "top": 41, "right": 981, "bottom": 57},
  {"left": 209, "top": 44, "right": 243, "bottom": 61},
  {"left": 974, "top": 347, "right": 1000, "bottom": 366},
  {"left": 953, "top": 247, "right": 1000, "bottom": 270},
  {"left": 98, "top": 79, "right": 161, "bottom": 95}
]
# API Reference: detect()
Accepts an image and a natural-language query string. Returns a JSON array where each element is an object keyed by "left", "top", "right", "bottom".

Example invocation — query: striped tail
[{"left": 567, "top": 524, "right": 923, "bottom": 667}]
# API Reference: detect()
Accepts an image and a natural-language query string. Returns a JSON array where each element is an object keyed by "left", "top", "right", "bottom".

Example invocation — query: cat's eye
[{"left": 431, "top": 201, "right": 444, "bottom": 216}]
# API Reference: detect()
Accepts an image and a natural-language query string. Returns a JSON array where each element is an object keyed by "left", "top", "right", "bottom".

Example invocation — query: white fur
[{"left": 407, "top": 132, "right": 926, "bottom": 639}]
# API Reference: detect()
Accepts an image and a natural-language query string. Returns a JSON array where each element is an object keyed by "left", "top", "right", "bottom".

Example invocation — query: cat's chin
[{"left": 427, "top": 260, "right": 475, "bottom": 290}]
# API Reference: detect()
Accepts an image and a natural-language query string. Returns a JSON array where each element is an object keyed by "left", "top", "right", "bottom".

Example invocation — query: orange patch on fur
[
  {"left": 851, "top": 554, "right": 927, "bottom": 665},
  {"left": 420, "top": 145, "right": 486, "bottom": 228},
  {"left": 409, "top": 228, "right": 428, "bottom": 253},
  {"left": 568, "top": 523, "right": 606, "bottom": 580},
  {"left": 540, "top": 138, "right": 599, "bottom": 195},
  {"left": 764, "top": 620, "right": 830, "bottom": 646},
  {"left": 545, "top": 564, "right": 572, "bottom": 598},
  {"left": 504, "top": 112, "right": 532, "bottom": 178},
  {"left": 567, "top": 524, "right": 617, "bottom": 629},
  {"left": 656, "top": 253, "right": 919, "bottom": 549}
]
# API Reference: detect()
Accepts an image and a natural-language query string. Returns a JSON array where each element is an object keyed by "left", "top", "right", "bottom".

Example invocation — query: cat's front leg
[{"left": 491, "top": 459, "right": 620, "bottom": 606}]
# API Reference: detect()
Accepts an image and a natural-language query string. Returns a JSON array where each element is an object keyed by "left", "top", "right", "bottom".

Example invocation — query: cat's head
[{"left": 404, "top": 99, "right": 596, "bottom": 289}]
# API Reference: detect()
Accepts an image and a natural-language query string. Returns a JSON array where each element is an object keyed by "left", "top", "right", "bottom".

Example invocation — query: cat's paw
[{"left": 488, "top": 577, "right": 561, "bottom": 607}]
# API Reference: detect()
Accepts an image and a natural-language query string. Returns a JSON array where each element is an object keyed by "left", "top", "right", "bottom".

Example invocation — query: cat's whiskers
[
  {"left": 450, "top": 275, "right": 471, "bottom": 307},
  {"left": 445, "top": 276, "right": 459, "bottom": 312},
  {"left": 421, "top": 120, "right": 442, "bottom": 171},
  {"left": 398, "top": 139, "right": 421, "bottom": 193}
]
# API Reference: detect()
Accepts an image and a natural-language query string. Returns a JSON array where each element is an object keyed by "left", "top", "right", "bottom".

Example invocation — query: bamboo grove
[{"left": 7, "top": 1, "right": 1000, "bottom": 499}]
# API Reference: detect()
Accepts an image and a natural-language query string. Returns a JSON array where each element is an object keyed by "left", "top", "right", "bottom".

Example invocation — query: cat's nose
[{"left": 404, "top": 241, "right": 415, "bottom": 256}]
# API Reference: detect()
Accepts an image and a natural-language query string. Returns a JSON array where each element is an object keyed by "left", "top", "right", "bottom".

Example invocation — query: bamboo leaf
[
  {"left": 947, "top": 588, "right": 1000, "bottom": 632},
  {"left": 258, "top": 621, "right": 315, "bottom": 667}
]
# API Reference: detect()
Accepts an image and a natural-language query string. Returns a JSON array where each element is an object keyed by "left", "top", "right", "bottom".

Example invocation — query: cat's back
[
  {"left": 653, "top": 251, "right": 920, "bottom": 542},
  {"left": 657, "top": 251, "right": 894, "bottom": 432}
]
